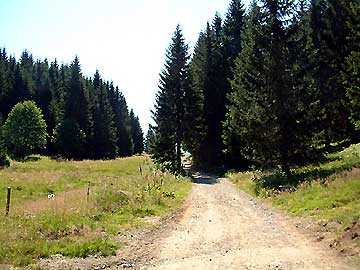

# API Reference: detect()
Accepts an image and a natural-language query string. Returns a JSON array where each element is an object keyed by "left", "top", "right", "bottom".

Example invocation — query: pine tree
[
  {"left": 152, "top": 25, "right": 190, "bottom": 173},
  {"left": 129, "top": 109, "right": 144, "bottom": 154}
]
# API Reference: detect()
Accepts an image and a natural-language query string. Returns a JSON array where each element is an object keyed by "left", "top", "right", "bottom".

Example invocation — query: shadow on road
[{"left": 192, "top": 174, "right": 218, "bottom": 185}]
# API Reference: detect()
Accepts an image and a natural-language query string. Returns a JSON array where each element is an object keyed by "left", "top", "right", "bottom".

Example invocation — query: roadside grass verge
[
  {"left": 0, "top": 155, "right": 192, "bottom": 266},
  {"left": 227, "top": 144, "right": 360, "bottom": 249}
]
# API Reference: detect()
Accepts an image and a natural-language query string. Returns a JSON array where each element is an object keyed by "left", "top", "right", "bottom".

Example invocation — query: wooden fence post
[
  {"left": 86, "top": 182, "right": 90, "bottom": 203},
  {"left": 5, "top": 187, "right": 11, "bottom": 216}
]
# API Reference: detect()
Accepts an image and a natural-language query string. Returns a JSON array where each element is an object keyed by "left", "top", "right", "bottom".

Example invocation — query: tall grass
[{"left": 0, "top": 155, "right": 192, "bottom": 266}]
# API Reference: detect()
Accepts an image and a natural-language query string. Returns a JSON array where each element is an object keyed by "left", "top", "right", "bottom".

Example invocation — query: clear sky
[{"left": 0, "top": 0, "right": 250, "bottom": 132}]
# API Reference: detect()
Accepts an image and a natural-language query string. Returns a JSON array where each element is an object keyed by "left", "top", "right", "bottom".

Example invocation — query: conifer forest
[
  {"left": 150, "top": 0, "right": 360, "bottom": 174},
  {"left": 0, "top": 53, "right": 144, "bottom": 161}
]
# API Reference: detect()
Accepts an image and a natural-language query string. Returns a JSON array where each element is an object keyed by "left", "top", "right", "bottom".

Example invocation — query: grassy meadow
[
  {"left": 227, "top": 144, "right": 360, "bottom": 249},
  {"left": 0, "top": 155, "right": 193, "bottom": 266}
]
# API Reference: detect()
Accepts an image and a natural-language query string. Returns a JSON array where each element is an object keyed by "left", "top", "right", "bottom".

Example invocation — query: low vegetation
[
  {"left": 227, "top": 143, "right": 360, "bottom": 249},
  {"left": 0, "top": 155, "right": 192, "bottom": 266}
]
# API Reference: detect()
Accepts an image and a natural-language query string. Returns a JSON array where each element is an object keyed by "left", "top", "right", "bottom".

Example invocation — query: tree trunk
[
  {"left": 176, "top": 142, "right": 181, "bottom": 172},
  {"left": 281, "top": 161, "right": 291, "bottom": 178}
]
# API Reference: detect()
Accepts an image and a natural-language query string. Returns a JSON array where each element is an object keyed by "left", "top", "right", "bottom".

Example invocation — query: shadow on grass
[
  {"left": 23, "top": 156, "right": 41, "bottom": 162},
  {"left": 260, "top": 156, "right": 360, "bottom": 190}
]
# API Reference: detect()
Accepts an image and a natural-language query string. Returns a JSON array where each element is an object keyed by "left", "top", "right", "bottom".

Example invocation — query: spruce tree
[
  {"left": 109, "top": 86, "right": 133, "bottom": 157},
  {"left": 0, "top": 49, "right": 10, "bottom": 121},
  {"left": 33, "top": 60, "right": 52, "bottom": 154},
  {"left": 19, "top": 50, "right": 34, "bottom": 99},
  {"left": 144, "top": 124, "right": 156, "bottom": 154},
  {"left": 48, "top": 60, "right": 65, "bottom": 155},
  {"left": 184, "top": 33, "right": 206, "bottom": 165},
  {"left": 91, "top": 80, "right": 117, "bottom": 159},
  {"left": 190, "top": 1, "right": 247, "bottom": 169},
  {"left": 152, "top": 25, "right": 190, "bottom": 173},
  {"left": 223, "top": 0, "right": 246, "bottom": 67},
  {"left": 225, "top": 0, "right": 320, "bottom": 175},
  {"left": 344, "top": 1, "right": 360, "bottom": 131},
  {"left": 189, "top": 24, "right": 219, "bottom": 167},
  {"left": 129, "top": 109, "right": 144, "bottom": 154},
  {"left": 56, "top": 56, "right": 93, "bottom": 158},
  {"left": 309, "top": 0, "right": 355, "bottom": 144}
]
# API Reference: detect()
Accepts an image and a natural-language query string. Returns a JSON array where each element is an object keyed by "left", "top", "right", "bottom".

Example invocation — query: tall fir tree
[{"left": 152, "top": 25, "right": 191, "bottom": 173}]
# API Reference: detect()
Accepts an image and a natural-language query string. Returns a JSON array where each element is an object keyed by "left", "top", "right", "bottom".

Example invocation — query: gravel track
[
  {"left": 41, "top": 174, "right": 358, "bottom": 270},
  {"left": 141, "top": 174, "right": 356, "bottom": 270}
]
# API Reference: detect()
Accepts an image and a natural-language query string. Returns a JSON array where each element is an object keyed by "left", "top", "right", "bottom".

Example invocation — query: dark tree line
[
  {"left": 0, "top": 50, "right": 143, "bottom": 160},
  {"left": 151, "top": 0, "right": 360, "bottom": 174}
]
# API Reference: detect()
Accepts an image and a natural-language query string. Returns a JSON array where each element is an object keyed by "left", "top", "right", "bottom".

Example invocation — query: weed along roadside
[
  {"left": 227, "top": 143, "right": 360, "bottom": 260},
  {"left": 0, "top": 155, "right": 193, "bottom": 267}
]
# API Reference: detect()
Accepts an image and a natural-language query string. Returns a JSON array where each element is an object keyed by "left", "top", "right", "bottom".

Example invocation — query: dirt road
[
  {"left": 140, "top": 174, "right": 356, "bottom": 270},
  {"left": 41, "top": 174, "right": 357, "bottom": 270}
]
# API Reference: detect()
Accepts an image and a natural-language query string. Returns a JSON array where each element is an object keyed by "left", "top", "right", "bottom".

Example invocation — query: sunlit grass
[
  {"left": 0, "top": 155, "right": 193, "bottom": 266},
  {"left": 227, "top": 144, "right": 360, "bottom": 241}
]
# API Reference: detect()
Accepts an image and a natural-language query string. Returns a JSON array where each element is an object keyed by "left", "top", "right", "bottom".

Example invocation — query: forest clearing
[{"left": 1, "top": 0, "right": 360, "bottom": 269}]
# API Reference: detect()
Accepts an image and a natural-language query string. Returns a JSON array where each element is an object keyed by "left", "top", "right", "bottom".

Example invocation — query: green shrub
[{"left": 3, "top": 101, "right": 47, "bottom": 160}]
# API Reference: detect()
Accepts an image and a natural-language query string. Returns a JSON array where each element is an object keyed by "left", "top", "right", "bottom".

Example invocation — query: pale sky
[{"left": 0, "top": 0, "right": 250, "bottom": 132}]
